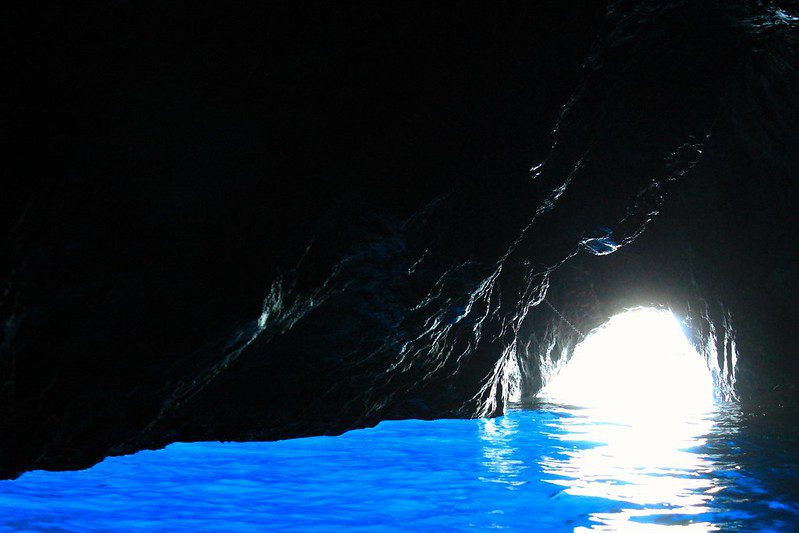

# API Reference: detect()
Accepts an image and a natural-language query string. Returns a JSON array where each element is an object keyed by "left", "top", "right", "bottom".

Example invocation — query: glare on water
[{"left": 529, "top": 308, "right": 732, "bottom": 530}]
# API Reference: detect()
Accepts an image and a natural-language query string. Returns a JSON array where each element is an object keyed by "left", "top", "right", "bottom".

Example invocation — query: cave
[{"left": 2, "top": 1, "right": 798, "bottom": 529}]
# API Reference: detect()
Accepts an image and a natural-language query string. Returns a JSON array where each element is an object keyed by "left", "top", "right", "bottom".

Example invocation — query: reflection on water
[
  {"left": 1, "top": 405, "right": 797, "bottom": 531},
  {"left": 478, "top": 402, "right": 799, "bottom": 531},
  {"left": 534, "top": 404, "right": 724, "bottom": 531},
  {"left": 479, "top": 415, "right": 526, "bottom": 488}
]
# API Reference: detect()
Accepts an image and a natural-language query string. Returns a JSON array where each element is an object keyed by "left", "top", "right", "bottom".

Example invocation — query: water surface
[{"left": 2, "top": 404, "right": 798, "bottom": 531}]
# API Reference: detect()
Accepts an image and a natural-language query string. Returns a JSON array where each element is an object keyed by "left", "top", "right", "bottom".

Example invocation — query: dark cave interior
[{"left": 2, "top": 1, "right": 797, "bottom": 479}]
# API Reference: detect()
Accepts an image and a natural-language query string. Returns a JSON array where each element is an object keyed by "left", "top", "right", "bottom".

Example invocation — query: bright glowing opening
[{"left": 541, "top": 307, "right": 715, "bottom": 420}]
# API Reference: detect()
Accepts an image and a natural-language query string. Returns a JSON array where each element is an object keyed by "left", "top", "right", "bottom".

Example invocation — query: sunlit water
[{"left": 2, "top": 404, "right": 798, "bottom": 531}]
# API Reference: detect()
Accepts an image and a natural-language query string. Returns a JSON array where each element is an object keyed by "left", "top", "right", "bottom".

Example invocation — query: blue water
[{"left": 2, "top": 404, "right": 798, "bottom": 531}]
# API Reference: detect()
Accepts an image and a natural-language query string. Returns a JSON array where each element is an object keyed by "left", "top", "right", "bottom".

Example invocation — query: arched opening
[
  {"left": 540, "top": 307, "right": 716, "bottom": 420},
  {"left": 535, "top": 308, "right": 734, "bottom": 524}
]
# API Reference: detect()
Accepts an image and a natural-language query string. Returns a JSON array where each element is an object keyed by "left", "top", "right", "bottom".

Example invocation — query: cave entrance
[{"left": 540, "top": 307, "right": 715, "bottom": 420}]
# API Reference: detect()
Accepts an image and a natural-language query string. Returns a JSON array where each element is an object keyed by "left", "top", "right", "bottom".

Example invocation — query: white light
[
  {"left": 536, "top": 308, "right": 724, "bottom": 529},
  {"left": 541, "top": 307, "right": 715, "bottom": 421}
]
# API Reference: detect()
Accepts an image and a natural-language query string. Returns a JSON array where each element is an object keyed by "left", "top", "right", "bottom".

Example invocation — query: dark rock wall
[{"left": 2, "top": 1, "right": 796, "bottom": 478}]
